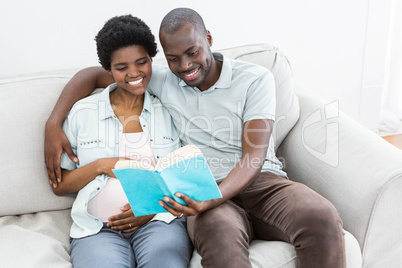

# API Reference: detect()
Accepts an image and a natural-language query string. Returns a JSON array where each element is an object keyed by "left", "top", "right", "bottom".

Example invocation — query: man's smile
[{"left": 182, "top": 67, "right": 200, "bottom": 80}]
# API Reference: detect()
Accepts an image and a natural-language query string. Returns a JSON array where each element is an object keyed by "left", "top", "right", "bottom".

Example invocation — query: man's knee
[
  {"left": 293, "top": 198, "right": 344, "bottom": 241},
  {"left": 188, "top": 203, "right": 251, "bottom": 243}
]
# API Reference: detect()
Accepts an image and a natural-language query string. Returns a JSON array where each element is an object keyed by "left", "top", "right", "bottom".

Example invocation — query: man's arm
[
  {"left": 45, "top": 66, "right": 114, "bottom": 188},
  {"left": 159, "top": 119, "right": 272, "bottom": 216}
]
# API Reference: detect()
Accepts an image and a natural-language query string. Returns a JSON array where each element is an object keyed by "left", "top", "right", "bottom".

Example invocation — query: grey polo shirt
[{"left": 148, "top": 52, "right": 287, "bottom": 181}]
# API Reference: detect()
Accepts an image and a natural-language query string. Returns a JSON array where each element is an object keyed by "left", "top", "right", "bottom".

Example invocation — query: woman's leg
[
  {"left": 70, "top": 226, "right": 135, "bottom": 268},
  {"left": 129, "top": 218, "right": 193, "bottom": 268}
]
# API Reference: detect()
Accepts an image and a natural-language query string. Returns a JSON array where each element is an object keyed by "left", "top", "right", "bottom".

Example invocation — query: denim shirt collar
[{"left": 99, "top": 83, "right": 152, "bottom": 121}]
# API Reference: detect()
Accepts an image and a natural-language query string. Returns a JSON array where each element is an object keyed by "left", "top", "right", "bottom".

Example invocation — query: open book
[{"left": 113, "top": 144, "right": 222, "bottom": 216}]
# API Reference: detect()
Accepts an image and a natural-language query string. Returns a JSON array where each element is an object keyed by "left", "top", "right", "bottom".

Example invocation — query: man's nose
[{"left": 179, "top": 57, "right": 192, "bottom": 71}]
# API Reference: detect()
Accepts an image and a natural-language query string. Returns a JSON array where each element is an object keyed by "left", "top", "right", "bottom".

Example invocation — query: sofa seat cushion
[
  {"left": 0, "top": 209, "right": 73, "bottom": 268},
  {"left": 1, "top": 210, "right": 361, "bottom": 267},
  {"left": 188, "top": 230, "right": 361, "bottom": 268}
]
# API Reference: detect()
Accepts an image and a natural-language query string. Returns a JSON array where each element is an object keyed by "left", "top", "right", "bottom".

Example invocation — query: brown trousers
[{"left": 187, "top": 172, "right": 346, "bottom": 268}]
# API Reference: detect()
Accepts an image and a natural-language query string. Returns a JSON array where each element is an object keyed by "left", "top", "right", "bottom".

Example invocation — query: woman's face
[{"left": 109, "top": 45, "right": 152, "bottom": 96}]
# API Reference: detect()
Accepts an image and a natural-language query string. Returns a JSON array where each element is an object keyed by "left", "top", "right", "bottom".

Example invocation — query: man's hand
[
  {"left": 158, "top": 193, "right": 220, "bottom": 217},
  {"left": 45, "top": 121, "right": 78, "bottom": 188},
  {"left": 107, "top": 203, "right": 155, "bottom": 233}
]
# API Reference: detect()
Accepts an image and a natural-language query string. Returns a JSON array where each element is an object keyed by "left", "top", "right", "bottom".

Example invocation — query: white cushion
[
  {"left": 188, "top": 230, "right": 361, "bottom": 268},
  {"left": 0, "top": 73, "right": 78, "bottom": 216},
  {"left": 0, "top": 209, "right": 73, "bottom": 267},
  {"left": 218, "top": 44, "right": 300, "bottom": 151}
]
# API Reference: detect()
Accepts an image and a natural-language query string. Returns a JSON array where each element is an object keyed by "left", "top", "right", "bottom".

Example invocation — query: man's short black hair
[
  {"left": 95, "top": 15, "right": 157, "bottom": 70},
  {"left": 160, "top": 8, "right": 207, "bottom": 35}
]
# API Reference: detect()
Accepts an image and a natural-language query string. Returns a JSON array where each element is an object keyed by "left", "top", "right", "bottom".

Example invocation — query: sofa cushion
[
  {"left": 0, "top": 209, "right": 73, "bottom": 268},
  {"left": 218, "top": 44, "right": 300, "bottom": 151},
  {"left": 1, "top": 209, "right": 361, "bottom": 268},
  {"left": 188, "top": 230, "right": 361, "bottom": 268},
  {"left": 0, "top": 72, "right": 78, "bottom": 216}
]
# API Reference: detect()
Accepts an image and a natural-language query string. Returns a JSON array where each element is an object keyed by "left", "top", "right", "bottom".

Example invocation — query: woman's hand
[
  {"left": 96, "top": 157, "right": 122, "bottom": 178},
  {"left": 107, "top": 203, "right": 155, "bottom": 233}
]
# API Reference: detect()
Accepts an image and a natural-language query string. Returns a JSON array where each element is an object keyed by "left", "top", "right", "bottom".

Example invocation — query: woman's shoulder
[{"left": 70, "top": 87, "right": 111, "bottom": 114}]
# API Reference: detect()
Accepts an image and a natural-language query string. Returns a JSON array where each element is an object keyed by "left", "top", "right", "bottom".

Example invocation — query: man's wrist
[{"left": 45, "top": 115, "right": 63, "bottom": 128}]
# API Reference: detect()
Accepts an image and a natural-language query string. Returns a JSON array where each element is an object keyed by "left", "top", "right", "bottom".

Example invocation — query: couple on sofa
[{"left": 45, "top": 7, "right": 346, "bottom": 268}]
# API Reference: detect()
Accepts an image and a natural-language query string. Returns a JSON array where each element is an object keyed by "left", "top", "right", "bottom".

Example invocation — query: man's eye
[
  {"left": 191, "top": 50, "right": 199, "bottom": 56},
  {"left": 116, "top": 67, "right": 126, "bottom": 71},
  {"left": 138, "top": 61, "right": 147, "bottom": 65},
  {"left": 168, "top": 58, "right": 177, "bottom": 62}
]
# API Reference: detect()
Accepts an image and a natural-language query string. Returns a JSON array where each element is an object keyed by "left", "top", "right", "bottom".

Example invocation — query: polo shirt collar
[
  {"left": 99, "top": 83, "right": 152, "bottom": 121},
  {"left": 178, "top": 52, "right": 232, "bottom": 91}
]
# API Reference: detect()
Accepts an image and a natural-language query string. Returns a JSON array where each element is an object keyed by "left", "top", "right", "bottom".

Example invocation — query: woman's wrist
[{"left": 95, "top": 159, "right": 106, "bottom": 175}]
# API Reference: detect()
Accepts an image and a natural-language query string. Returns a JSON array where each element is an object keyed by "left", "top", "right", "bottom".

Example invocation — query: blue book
[{"left": 113, "top": 145, "right": 222, "bottom": 216}]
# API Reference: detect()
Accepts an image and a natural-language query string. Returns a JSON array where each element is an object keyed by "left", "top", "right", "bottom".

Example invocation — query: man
[{"left": 45, "top": 8, "right": 345, "bottom": 268}]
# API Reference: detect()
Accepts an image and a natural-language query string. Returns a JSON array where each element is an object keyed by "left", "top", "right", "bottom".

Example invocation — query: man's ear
[{"left": 206, "top": 30, "right": 213, "bottom": 47}]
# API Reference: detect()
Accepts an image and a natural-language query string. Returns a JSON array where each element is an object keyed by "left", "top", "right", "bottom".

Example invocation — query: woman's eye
[
  {"left": 116, "top": 67, "right": 126, "bottom": 71},
  {"left": 138, "top": 61, "right": 147, "bottom": 65}
]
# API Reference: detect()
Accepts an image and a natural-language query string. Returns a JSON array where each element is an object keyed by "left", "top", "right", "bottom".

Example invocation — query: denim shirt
[{"left": 61, "top": 84, "right": 180, "bottom": 238}]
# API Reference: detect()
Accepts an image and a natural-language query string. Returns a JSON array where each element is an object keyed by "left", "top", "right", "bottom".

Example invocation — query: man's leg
[
  {"left": 233, "top": 172, "right": 346, "bottom": 268},
  {"left": 70, "top": 226, "right": 135, "bottom": 268},
  {"left": 187, "top": 200, "right": 254, "bottom": 268},
  {"left": 129, "top": 218, "right": 193, "bottom": 268}
]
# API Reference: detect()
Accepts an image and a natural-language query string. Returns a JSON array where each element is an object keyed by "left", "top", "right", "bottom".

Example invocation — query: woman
[{"left": 53, "top": 15, "right": 193, "bottom": 267}]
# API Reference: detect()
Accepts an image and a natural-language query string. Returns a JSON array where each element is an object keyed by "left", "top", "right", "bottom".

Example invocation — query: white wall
[{"left": 0, "top": 0, "right": 392, "bottom": 131}]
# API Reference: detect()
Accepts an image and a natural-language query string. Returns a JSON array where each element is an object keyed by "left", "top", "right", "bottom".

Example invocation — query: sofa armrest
[{"left": 276, "top": 91, "right": 402, "bottom": 267}]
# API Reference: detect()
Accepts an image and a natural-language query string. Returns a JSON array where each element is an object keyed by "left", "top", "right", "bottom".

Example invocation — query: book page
[
  {"left": 155, "top": 144, "right": 203, "bottom": 172},
  {"left": 114, "top": 159, "right": 155, "bottom": 171}
]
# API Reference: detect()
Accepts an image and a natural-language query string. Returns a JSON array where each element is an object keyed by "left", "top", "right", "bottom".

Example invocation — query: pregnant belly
[{"left": 87, "top": 177, "right": 129, "bottom": 222}]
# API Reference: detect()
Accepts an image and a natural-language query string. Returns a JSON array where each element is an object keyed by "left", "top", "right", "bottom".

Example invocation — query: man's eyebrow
[
  {"left": 184, "top": 46, "right": 197, "bottom": 53},
  {"left": 165, "top": 46, "right": 197, "bottom": 57}
]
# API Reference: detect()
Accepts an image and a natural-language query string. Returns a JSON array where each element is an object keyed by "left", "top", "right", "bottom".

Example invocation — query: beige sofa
[{"left": 1, "top": 44, "right": 401, "bottom": 267}]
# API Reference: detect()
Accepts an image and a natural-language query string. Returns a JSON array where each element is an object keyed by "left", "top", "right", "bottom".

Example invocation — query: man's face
[{"left": 160, "top": 24, "right": 214, "bottom": 91}]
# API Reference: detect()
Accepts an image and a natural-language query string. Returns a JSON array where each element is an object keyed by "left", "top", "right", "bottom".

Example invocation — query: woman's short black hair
[{"left": 95, "top": 15, "right": 158, "bottom": 70}]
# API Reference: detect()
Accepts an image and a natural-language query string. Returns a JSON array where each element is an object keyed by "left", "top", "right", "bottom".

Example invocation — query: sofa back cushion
[
  {"left": 217, "top": 44, "right": 300, "bottom": 151},
  {"left": 0, "top": 44, "right": 299, "bottom": 216},
  {"left": 0, "top": 71, "right": 78, "bottom": 216}
]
